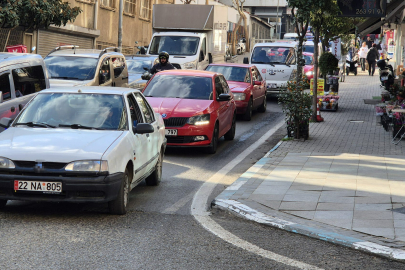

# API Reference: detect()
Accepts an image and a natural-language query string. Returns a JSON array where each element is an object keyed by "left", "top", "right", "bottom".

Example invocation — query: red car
[
  {"left": 205, "top": 63, "right": 266, "bottom": 121},
  {"left": 303, "top": 52, "right": 315, "bottom": 80},
  {"left": 142, "top": 70, "right": 236, "bottom": 154}
]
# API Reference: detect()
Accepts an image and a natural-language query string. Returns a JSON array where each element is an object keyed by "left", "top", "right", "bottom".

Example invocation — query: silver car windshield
[
  {"left": 44, "top": 56, "right": 98, "bottom": 81},
  {"left": 127, "top": 59, "right": 153, "bottom": 73},
  {"left": 251, "top": 46, "right": 295, "bottom": 65},
  {"left": 14, "top": 93, "right": 128, "bottom": 130}
]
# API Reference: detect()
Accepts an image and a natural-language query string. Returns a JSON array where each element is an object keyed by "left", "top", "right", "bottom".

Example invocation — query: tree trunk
[
  {"left": 311, "top": 27, "right": 320, "bottom": 122},
  {"left": 232, "top": 17, "right": 243, "bottom": 56},
  {"left": 241, "top": 13, "right": 249, "bottom": 52}
]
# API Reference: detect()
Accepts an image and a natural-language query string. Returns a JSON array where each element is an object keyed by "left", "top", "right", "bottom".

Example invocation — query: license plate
[
  {"left": 14, "top": 180, "right": 62, "bottom": 193},
  {"left": 267, "top": 84, "right": 277, "bottom": 89},
  {"left": 381, "top": 76, "right": 388, "bottom": 81},
  {"left": 165, "top": 129, "right": 177, "bottom": 136}
]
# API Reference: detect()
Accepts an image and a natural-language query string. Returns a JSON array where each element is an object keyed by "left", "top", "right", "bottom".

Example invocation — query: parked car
[
  {"left": 44, "top": 46, "right": 128, "bottom": 87},
  {"left": 0, "top": 87, "right": 166, "bottom": 215},
  {"left": 0, "top": 53, "right": 49, "bottom": 131},
  {"left": 143, "top": 69, "right": 236, "bottom": 154},
  {"left": 126, "top": 55, "right": 157, "bottom": 89},
  {"left": 205, "top": 63, "right": 266, "bottom": 121},
  {"left": 303, "top": 52, "right": 315, "bottom": 80}
]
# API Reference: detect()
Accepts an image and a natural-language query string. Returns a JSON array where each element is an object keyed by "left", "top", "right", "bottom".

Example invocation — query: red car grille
[{"left": 163, "top": 117, "right": 189, "bottom": 127}]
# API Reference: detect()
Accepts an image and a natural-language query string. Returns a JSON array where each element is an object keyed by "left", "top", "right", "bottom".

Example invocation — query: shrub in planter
[
  {"left": 319, "top": 52, "right": 339, "bottom": 77},
  {"left": 278, "top": 79, "right": 312, "bottom": 139}
]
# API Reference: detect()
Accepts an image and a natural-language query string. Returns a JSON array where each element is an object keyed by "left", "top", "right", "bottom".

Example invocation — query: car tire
[
  {"left": 206, "top": 123, "right": 219, "bottom": 154},
  {"left": 0, "top": 200, "right": 7, "bottom": 209},
  {"left": 257, "top": 96, "right": 267, "bottom": 113},
  {"left": 224, "top": 113, "right": 236, "bottom": 141},
  {"left": 243, "top": 98, "right": 253, "bottom": 121},
  {"left": 109, "top": 168, "right": 130, "bottom": 215},
  {"left": 145, "top": 151, "right": 163, "bottom": 186}
]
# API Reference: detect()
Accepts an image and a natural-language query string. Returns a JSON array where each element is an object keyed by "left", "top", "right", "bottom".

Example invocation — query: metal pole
[
  {"left": 276, "top": 0, "right": 279, "bottom": 39},
  {"left": 118, "top": 0, "right": 123, "bottom": 52}
]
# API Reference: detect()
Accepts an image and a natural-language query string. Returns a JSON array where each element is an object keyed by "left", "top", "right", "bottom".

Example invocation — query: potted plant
[
  {"left": 278, "top": 77, "right": 312, "bottom": 140},
  {"left": 319, "top": 52, "right": 339, "bottom": 78}
]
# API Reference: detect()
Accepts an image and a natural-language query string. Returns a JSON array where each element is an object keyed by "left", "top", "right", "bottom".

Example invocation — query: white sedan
[{"left": 0, "top": 87, "right": 166, "bottom": 215}]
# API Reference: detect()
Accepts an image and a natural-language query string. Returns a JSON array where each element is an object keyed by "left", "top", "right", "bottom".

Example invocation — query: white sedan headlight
[
  {"left": 233, "top": 93, "right": 246, "bottom": 101},
  {"left": 65, "top": 160, "right": 108, "bottom": 172},
  {"left": 0, "top": 157, "right": 15, "bottom": 169}
]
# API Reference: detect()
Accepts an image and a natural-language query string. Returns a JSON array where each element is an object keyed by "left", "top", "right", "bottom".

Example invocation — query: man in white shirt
[{"left": 358, "top": 42, "right": 369, "bottom": 71}]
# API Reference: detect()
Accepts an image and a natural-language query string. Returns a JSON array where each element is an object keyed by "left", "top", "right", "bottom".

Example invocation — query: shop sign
[
  {"left": 310, "top": 78, "right": 324, "bottom": 96},
  {"left": 331, "top": 38, "right": 341, "bottom": 60},
  {"left": 337, "top": 0, "right": 386, "bottom": 17}
]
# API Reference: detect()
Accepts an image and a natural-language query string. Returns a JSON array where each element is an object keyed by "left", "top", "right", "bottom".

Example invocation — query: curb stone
[{"left": 212, "top": 138, "right": 405, "bottom": 262}]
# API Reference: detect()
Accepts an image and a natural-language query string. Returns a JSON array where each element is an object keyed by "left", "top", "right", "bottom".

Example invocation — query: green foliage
[
  {"left": 0, "top": 0, "right": 81, "bottom": 29},
  {"left": 278, "top": 80, "right": 312, "bottom": 139},
  {"left": 319, "top": 52, "right": 338, "bottom": 76}
]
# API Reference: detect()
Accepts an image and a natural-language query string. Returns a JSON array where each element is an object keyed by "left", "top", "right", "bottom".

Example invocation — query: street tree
[
  {"left": 231, "top": 0, "right": 248, "bottom": 55},
  {"left": 0, "top": 0, "right": 81, "bottom": 30}
]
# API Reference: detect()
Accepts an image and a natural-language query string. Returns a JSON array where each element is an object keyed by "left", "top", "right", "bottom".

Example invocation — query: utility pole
[
  {"left": 275, "top": 0, "right": 280, "bottom": 39},
  {"left": 118, "top": 0, "right": 123, "bottom": 52}
]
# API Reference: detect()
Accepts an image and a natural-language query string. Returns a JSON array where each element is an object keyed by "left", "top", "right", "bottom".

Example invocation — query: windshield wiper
[
  {"left": 15, "top": 122, "right": 56, "bottom": 128},
  {"left": 59, "top": 124, "right": 105, "bottom": 130},
  {"left": 51, "top": 76, "right": 83, "bottom": 80},
  {"left": 144, "top": 95, "right": 153, "bottom": 97}
]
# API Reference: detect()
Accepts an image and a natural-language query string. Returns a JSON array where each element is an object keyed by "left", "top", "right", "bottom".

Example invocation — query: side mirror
[
  {"left": 243, "top": 57, "right": 249, "bottom": 64},
  {"left": 0, "top": 117, "right": 12, "bottom": 129},
  {"left": 199, "top": 51, "right": 205, "bottom": 62},
  {"left": 133, "top": 123, "right": 154, "bottom": 134},
  {"left": 253, "top": 81, "right": 261, "bottom": 86},
  {"left": 143, "top": 67, "right": 149, "bottom": 71},
  {"left": 217, "top": 93, "right": 231, "bottom": 101},
  {"left": 99, "top": 73, "right": 107, "bottom": 84}
]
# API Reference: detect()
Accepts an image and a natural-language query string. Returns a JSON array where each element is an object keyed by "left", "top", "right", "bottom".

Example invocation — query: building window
[
  {"left": 100, "top": 0, "right": 115, "bottom": 9},
  {"left": 124, "top": 0, "right": 136, "bottom": 15},
  {"left": 140, "top": 0, "right": 151, "bottom": 20},
  {"left": 76, "top": 0, "right": 95, "bottom": 4}
]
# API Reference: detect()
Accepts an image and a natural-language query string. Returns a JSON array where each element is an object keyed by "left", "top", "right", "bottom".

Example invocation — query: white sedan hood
[{"left": 0, "top": 128, "right": 124, "bottom": 162}]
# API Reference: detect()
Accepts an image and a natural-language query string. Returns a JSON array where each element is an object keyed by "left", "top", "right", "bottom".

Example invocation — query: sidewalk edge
[{"left": 212, "top": 138, "right": 405, "bottom": 261}]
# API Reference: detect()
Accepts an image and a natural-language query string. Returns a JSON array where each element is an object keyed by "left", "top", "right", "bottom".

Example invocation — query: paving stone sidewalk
[{"left": 214, "top": 70, "right": 405, "bottom": 259}]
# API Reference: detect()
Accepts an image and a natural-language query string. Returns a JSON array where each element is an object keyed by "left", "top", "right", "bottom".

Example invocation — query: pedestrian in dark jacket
[
  {"left": 150, "top": 51, "right": 175, "bottom": 74},
  {"left": 365, "top": 37, "right": 373, "bottom": 49},
  {"left": 366, "top": 44, "right": 379, "bottom": 76}
]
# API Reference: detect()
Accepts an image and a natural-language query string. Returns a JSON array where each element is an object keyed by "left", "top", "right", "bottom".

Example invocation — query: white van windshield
[
  {"left": 251, "top": 46, "right": 296, "bottom": 65},
  {"left": 149, "top": 36, "right": 200, "bottom": 56}
]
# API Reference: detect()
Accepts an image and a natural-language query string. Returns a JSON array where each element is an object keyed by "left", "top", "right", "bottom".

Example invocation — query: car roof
[
  {"left": 125, "top": 55, "right": 156, "bottom": 60},
  {"left": 47, "top": 49, "right": 123, "bottom": 59},
  {"left": 155, "top": 69, "right": 216, "bottom": 78},
  {"left": 41, "top": 86, "right": 141, "bottom": 95},
  {"left": 254, "top": 42, "right": 297, "bottom": 48},
  {"left": 208, "top": 63, "right": 254, "bottom": 68},
  {"left": 0, "top": 53, "right": 44, "bottom": 66}
]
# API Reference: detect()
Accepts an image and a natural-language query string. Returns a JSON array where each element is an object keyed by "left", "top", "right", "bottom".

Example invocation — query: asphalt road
[{"left": 1, "top": 97, "right": 404, "bottom": 269}]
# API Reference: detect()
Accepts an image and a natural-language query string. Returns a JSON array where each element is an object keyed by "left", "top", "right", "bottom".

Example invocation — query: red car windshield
[
  {"left": 206, "top": 66, "right": 250, "bottom": 83},
  {"left": 143, "top": 75, "right": 213, "bottom": 100}
]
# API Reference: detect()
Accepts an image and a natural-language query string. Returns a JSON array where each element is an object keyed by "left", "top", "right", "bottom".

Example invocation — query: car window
[
  {"left": 127, "top": 94, "right": 144, "bottom": 128},
  {"left": 126, "top": 59, "right": 153, "bottom": 73},
  {"left": 143, "top": 75, "right": 213, "bottom": 100},
  {"left": 15, "top": 93, "right": 127, "bottom": 130},
  {"left": 254, "top": 68, "right": 263, "bottom": 81},
  {"left": 0, "top": 73, "right": 12, "bottom": 101},
  {"left": 219, "top": 76, "right": 229, "bottom": 94},
  {"left": 215, "top": 77, "right": 224, "bottom": 99},
  {"left": 12, "top": 66, "right": 46, "bottom": 97},
  {"left": 205, "top": 65, "right": 250, "bottom": 83},
  {"left": 112, "top": 57, "right": 125, "bottom": 78},
  {"left": 134, "top": 92, "right": 155, "bottom": 123},
  {"left": 99, "top": 58, "right": 111, "bottom": 83},
  {"left": 44, "top": 56, "right": 98, "bottom": 80}
]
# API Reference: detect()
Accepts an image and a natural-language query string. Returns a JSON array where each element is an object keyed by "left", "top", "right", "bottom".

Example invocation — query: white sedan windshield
[{"left": 15, "top": 93, "right": 127, "bottom": 130}]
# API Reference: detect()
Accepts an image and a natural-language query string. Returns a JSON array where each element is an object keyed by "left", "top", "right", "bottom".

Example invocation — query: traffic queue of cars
[{"left": 0, "top": 47, "right": 268, "bottom": 214}]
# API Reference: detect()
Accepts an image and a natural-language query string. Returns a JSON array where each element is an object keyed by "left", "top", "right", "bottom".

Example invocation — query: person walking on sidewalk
[
  {"left": 358, "top": 42, "right": 369, "bottom": 71},
  {"left": 366, "top": 44, "right": 379, "bottom": 76},
  {"left": 365, "top": 36, "right": 373, "bottom": 49}
]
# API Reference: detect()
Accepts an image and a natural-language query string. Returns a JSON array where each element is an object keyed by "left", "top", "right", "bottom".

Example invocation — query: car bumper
[
  {"left": 235, "top": 100, "right": 249, "bottom": 114},
  {"left": 165, "top": 124, "right": 213, "bottom": 147},
  {"left": 0, "top": 173, "right": 124, "bottom": 203}
]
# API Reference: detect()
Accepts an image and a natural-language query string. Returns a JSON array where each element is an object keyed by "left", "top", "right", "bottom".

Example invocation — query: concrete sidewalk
[{"left": 214, "top": 70, "right": 405, "bottom": 260}]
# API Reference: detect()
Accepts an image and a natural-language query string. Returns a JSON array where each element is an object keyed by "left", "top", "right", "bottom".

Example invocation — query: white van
[
  {"left": 243, "top": 42, "right": 298, "bottom": 95},
  {"left": 0, "top": 53, "right": 49, "bottom": 130}
]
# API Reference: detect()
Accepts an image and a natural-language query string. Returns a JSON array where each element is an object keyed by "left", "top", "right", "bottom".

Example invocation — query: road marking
[
  {"left": 162, "top": 191, "right": 194, "bottom": 214},
  {"left": 191, "top": 118, "right": 323, "bottom": 269}
]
